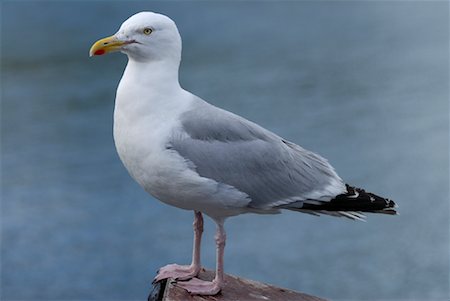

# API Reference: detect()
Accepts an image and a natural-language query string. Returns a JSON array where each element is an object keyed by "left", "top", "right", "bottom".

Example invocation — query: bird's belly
[
  {"left": 113, "top": 120, "right": 249, "bottom": 218},
  {"left": 113, "top": 121, "right": 182, "bottom": 202}
]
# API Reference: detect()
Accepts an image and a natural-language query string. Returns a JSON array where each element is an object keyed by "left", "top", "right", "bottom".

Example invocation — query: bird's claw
[
  {"left": 153, "top": 263, "right": 200, "bottom": 283},
  {"left": 175, "top": 277, "right": 222, "bottom": 295}
]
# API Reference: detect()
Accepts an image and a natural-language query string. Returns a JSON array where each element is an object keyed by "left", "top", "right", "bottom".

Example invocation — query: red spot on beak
[{"left": 94, "top": 49, "right": 106, "bottom": 55}]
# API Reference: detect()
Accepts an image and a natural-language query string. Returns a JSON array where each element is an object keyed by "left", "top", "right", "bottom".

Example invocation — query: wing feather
[{"left": 169, "top": 99, "right": 346, "bottom": 209}]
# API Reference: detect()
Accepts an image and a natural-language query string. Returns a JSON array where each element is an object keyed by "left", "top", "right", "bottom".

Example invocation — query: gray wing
[{"left": 169, "top": 99, "right": 345, "bottom": 209}]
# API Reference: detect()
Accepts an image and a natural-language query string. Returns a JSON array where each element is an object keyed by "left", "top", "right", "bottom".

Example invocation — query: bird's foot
[
  {"left": 154, "top": 263, "right": 201, "bottom": 283},
  {"left": 176, "top": 277, "right": 222, "bottom": 295}
]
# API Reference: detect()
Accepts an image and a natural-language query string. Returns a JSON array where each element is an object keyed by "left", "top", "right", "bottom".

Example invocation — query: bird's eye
[{"left": 143, "top": 28, "right": 153, "bottom": 35}]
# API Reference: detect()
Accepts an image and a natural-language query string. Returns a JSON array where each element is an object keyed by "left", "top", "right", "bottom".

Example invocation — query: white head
[{"left": 90, "top": 12, "right": 182, "bottom": 64}]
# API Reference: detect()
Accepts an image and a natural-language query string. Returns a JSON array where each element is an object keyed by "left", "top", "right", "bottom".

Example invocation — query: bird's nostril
[{"left": 103, "top": 42, "right": 109, "bottom": 45}]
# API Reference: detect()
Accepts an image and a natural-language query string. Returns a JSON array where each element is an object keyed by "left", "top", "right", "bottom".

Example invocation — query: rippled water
[{"left": 2, "top": 2, "right": 449, "bottom": 300}]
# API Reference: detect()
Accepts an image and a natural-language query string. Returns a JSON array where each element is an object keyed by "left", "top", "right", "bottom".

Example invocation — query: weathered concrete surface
[{"left": 156, "top": 270, "right": 327, "bottom": 301}]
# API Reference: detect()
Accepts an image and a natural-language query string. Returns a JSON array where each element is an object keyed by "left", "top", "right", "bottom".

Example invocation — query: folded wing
[{"left": 168, "top": 99, "right": 346, "bottom": 211}]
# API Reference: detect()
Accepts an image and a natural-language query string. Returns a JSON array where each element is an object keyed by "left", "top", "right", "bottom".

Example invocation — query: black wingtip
[{"left": 301, "top": 184, "right": 397, "bottom": 215}]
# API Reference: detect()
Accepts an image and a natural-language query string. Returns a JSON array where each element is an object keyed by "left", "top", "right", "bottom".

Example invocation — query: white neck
[
  {"left": 123, "top": 58, "right": 181, "bottom": 92},
  {"left": 114, "top": 57, "right": 192, "bottom": 125}
]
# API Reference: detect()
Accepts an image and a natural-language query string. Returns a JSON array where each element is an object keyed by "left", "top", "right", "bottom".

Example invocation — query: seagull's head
[{"left": 89, "top": 12, "right": 181, "bottom": 63}]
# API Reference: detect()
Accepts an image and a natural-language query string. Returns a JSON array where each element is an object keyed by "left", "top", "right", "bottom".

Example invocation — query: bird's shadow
[{"left": 148, "top": 278, "right": 167, "bottom": 301}]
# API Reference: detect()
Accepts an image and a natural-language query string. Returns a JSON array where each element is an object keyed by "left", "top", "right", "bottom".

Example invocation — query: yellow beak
[{"left": 89, "top": 35, "right": 128, "bottom": 57}]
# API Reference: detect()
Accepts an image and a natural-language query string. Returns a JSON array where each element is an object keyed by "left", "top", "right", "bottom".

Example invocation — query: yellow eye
[{"left": 143, "top": 28, "right": 153, "bottom": 35}]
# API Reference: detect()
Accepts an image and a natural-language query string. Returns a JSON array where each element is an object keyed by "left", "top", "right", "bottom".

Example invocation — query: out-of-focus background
[{"left": 2, "top": 1, "right": 449, "bottom": 300}]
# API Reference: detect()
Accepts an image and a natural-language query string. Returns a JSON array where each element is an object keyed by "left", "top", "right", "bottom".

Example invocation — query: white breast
[
  {"left": 113, "top": 71, "right": 190, "bottom": 199},
  {"left": 112, "top": 60, "right": 251, "bottom": 219}
]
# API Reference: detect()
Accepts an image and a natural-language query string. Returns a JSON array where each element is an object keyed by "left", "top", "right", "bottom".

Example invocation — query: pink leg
[
  {"left": 176, "top": 219, "right": 226, "bottom": 295},
  {"left": 154, "top": 211, "right": 203, "bottom": 282}
]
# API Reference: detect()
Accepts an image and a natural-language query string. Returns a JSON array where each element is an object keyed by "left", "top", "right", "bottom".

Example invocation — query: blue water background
[{"left": 2, "top": 1, "right": 449, "bottom": 300}]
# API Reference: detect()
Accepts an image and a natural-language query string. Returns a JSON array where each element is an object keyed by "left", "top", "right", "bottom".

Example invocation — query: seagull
[{"left": 89, "top": 11, "right": 397, "bottom": 295}]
